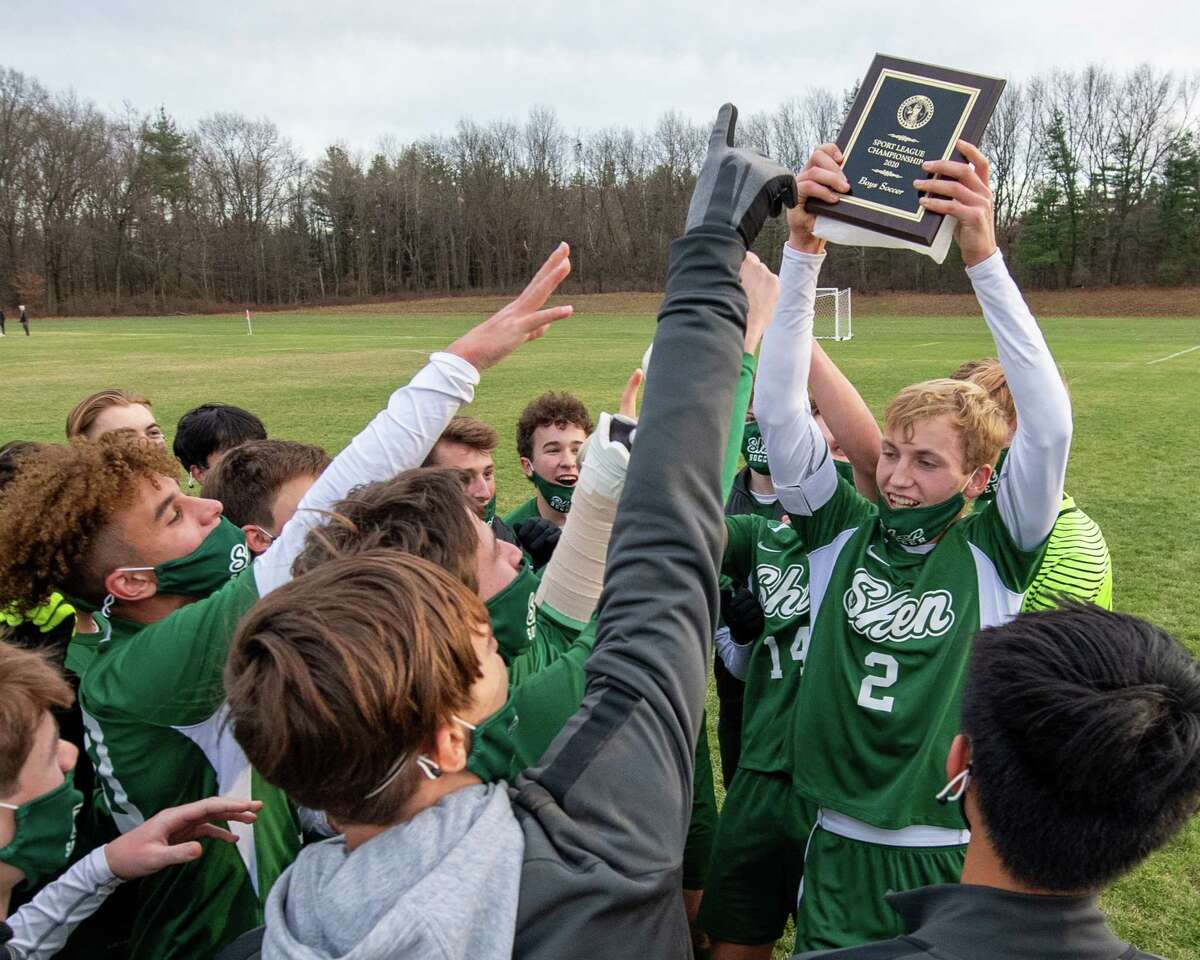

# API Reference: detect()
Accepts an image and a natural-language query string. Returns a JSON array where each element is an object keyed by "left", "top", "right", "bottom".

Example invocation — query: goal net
[{"left": 814, "top": 287, "right": 852, "bottom": 341}]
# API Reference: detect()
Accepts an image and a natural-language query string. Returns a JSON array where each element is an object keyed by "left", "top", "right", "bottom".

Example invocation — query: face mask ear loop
[
  {"left": 100, "top": 594, "right": 116, "bottom": 618},
  {"left": 415, "top": 756, "right": 442, "bottom": 781},
  {"left": 0, "top": 802, "right": 17, "bottom": 811},
  {"left": 936, "top": 767, "right": 971, "bottom": 805}
]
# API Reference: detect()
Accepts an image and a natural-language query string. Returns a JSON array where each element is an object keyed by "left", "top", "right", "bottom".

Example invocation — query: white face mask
[
  {"left": 935, "top": 767, "right": 971, "bottom": 805},
  {"left": 365, "top": 716, "right": 478, "bottom": 797}
]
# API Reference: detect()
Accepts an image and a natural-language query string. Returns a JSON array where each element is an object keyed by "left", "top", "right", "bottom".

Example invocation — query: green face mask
[
  {"left": 977, "top": 447, "right": 1008, "bottom": 504},
  {"left": 0, "top": 773, "right": 84, "bottom": 890},
  {"left": 483, "top": 495, "right": 497, "bottom": 524},
  {"left": 876, "top": 489, "right": 967, "bottom": 548},
  {"left": 464, "top": 696, "right": 524, "bottom": 784},
  {"left": 529, "top": 473, "right": 574, "bottom": 514},
  {"left": 741, "top": 421, "right": 771, "bottom": 475},
  {"left": 113, "top": 517, "right": 250, "bottom": 606},
  {"left": 486, "top": 562, "right": 539, "bottom": 662}
]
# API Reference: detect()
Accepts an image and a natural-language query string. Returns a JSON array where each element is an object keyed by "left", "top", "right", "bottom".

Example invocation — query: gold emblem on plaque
[{"left": 897, "top": 95, "right": 934, "bottom": 130}]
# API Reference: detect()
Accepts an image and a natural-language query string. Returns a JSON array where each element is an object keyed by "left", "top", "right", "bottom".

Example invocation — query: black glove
[
  {"left": 720, "top": 585, "right": 765, "bottom": 646},
  {"left": 685, "top": 103, "right": 798, "bottom": 248},
  {"left": 514, "top": 517, "right": 562, "bottom": 570}
]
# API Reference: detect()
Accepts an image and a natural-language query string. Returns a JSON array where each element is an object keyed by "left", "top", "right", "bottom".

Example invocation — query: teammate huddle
[{"left": 0, "top": 106, "right": 1195, "bottom": 960}]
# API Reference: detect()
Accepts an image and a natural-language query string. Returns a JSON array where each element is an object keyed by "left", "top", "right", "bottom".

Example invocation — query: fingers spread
[
  {"left": 956, "top": 140, "right": 990, "bottom": 183},
  {"left": 194, "top": 823, "right": 241, "bottom": 844}
]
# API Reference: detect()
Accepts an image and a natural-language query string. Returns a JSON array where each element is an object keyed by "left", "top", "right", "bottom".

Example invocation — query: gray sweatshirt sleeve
[
  {"left": 511, "top": 226, "right": 748, "bottom": 960},
  {"left": 5, "top": 848, "right": 121, "bottom": 960},
  {"left": 253, "top": 351, "right": 479, "bottom": 596},
  {"left": 967, "top": 252, "right": 1072, "bottom": 550},
  {"left": 756, "top": 244, "right": 839, "bottom": 515}
]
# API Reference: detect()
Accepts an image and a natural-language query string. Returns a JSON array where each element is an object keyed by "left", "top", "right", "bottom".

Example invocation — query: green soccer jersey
[
  {"left": 502, "top": 496, "right": 542, "bottom": 526},
  {"left": 80, "top": 573, "right": 302, "bottom": 960},
  {"left": 1022, "top": 495, "right": 1113, "bottom": 611},
  {"left": 471, "top": 597, "right": 597, "bottom": 783},
  {"left": 722, "top": 514, "right": 811, "bottom": 774},
  {"left": 789, "top": 473, "right": 1045, "bottom": 830}
]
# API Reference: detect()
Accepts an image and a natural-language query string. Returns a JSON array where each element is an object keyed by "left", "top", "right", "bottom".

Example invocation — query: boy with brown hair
[
  {"left": 0, "top": 244, "right": 574, "bottom": 960},
  {"left": 0, "top": 640, "right": 260, "bottom": 960},
  {"left": 64, "top": 390, "right": 165, "bottom": 447},
  {"left": 202, "top": 440, "right": 331, "bottom": 555},
  {"left": 750, "top": 140, "right": 1073, "bottom": 955},
  {"left": 423, "top": 416, "right": 522, "bottom": 548},
  {"left": 220, "top": 102, "right": 799, "bottom": 960},
  {"left": 504, "top": 391, "right": 594, "bottom": 528}
]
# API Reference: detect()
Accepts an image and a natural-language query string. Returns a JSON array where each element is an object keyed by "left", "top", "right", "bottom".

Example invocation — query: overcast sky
[{"left": 6, "top": 0, "right": 1196, "bottom": 156}]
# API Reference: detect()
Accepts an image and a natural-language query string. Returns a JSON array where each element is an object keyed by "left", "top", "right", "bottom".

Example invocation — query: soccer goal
[{"left": 814, "top": 287, "right": 853, "bottom": 341}]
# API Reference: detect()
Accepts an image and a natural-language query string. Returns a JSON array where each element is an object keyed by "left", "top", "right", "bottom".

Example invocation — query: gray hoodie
[{"left": 262, "top": 783, "right": 523, "bottom": 960}]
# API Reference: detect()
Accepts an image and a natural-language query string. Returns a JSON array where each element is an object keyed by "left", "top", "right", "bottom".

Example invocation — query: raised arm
[
  {"left": 918, "top": 142, "right": 1072, "bottom": 549},
  {"left": 809, "top": 341, "right": 882, "bottom": 497},
  {"left": 755, "top": 145, "right": 848, "bottom": 515},
  {"left": 254, "top": 244, "right": 573, "bottom": 596},
  {"left": 512, "top": 103, "right": 797, "bottom": 957}
]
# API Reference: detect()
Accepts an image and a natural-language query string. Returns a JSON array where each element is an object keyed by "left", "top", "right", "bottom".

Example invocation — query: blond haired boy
[{"left": 752, "top": 141, "right": 1072, "bottom": 955}]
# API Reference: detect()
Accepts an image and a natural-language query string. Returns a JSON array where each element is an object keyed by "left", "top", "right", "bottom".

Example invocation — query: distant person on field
[
  {"left": 423, "top": 416, "right": 522, "bottom": 549},
  {"left": 0, "top": 306, "right": 6, "bottom": 336},
  {"left": 950, "top": 357, "right": 1112, "bottom": 610},
  {"left": 65, "top": 390, "right": 166, "bottom": 448},
  {"left": 18, "top": 305, "right": 27, "bottom": 336},
  {"left": 174, "top": 404, "right": 268, "bottom": 487},
  {"left": 202, "top": 440, "right": 330, "bottom": 555},
  {"left": 793, "top": 603, "right": 1200, "bottom": 960}
]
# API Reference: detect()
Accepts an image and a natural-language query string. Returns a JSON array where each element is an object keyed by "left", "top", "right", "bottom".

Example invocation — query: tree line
[{"left": 0, "top": 63, "right": 1196, "bottom": 315}]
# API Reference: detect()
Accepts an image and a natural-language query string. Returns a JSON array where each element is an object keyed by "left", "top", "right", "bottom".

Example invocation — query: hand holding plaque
[{"left": 804, "top": 55, "right": 1005, "bottom": 263}]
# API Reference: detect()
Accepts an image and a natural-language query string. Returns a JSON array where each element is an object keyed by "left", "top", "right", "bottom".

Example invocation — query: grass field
[{"left": 2, "top": 301, "right": 1199, "bottom": 958}]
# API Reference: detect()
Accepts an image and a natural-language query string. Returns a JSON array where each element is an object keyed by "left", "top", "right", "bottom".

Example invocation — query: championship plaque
[{"left": 806, "top": 55, "right": 1006, "bottom": 247}]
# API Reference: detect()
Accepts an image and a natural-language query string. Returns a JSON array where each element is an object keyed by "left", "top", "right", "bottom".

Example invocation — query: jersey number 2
[{"left": 857, "top": 652, "right": 898, "bottom": 713}]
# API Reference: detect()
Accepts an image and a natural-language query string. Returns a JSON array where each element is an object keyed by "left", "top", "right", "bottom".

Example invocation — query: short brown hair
[
  {"left": 0, "top": 640, "right": 73, "bottom": 793},
  {"left": 202, "top": 440, "right": 330, "bottom": 529},
  {"left": 66, "top": 389, "right": 153, "bottom": 440},
  {"left": 224, "top": 551, "right": 485, "bottom": 825},
  {"left": 515, "top": 392, "right": 593, "bottom": 461},
  {"left": 950, "top": 357, "right": 1015, "bottom": 425},
  {"left": 885, "top": 378, "right": 1008, "bottom": 471},
  {"left": 423, "top": 417, "right": 498, "bottom": 467},
  {"left": 292, "top": 468, "right": 479, "bottom": 592},
  {"left": 0, "top": 434, "right": 180, "bottom": 607}
]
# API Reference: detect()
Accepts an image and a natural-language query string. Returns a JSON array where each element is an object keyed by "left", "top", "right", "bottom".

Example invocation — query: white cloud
[{"left": 6, "top": 0, "right": 1196, "bottom": 155}]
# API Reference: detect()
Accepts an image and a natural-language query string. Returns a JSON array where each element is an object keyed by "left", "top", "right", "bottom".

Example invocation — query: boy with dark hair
[
  {"left": 221, "top": 102, "right": 798, "bottom": 960},
  {"left": 173, "top": 404, "right": 268, "bottom": 487},
  {"left": 202, "top": 440, "right": 331, "bottom": 555},
  {"left": 423, "top": 416, "right": 521, "bottom": 548},
  {"left": 504, "top": 391, "right": 594, "bottom": 529},
  {"left": 949, "top": 357, "right": 1112, "bottom": 611},
  {"left": 795, "top": 603, "right": 1200, "bottom": 960},
  {"left": 0, "top": 245, "right": 574, "bottom": 960},
  {"left": 755, "top": 140, "right": 1072, "bottom": 953}
]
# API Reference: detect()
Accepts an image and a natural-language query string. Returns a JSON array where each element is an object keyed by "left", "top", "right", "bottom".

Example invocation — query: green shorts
[
  {"left": 698, "top": 768, "right": 818, "bottom": 946},
  {"left": 794, "top": 815, "right": 966, "bottom": 953},
  {"left": 683, "top": 715, "right": 718, "bottom": 890}
]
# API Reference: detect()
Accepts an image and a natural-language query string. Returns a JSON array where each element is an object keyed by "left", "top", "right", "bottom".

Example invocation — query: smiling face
[
  {"left": 521, "top": 423, "right": 586, "bottom": 489},
  {"left": 877, "top": 414, "right": 990, "bottom": 509}
]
